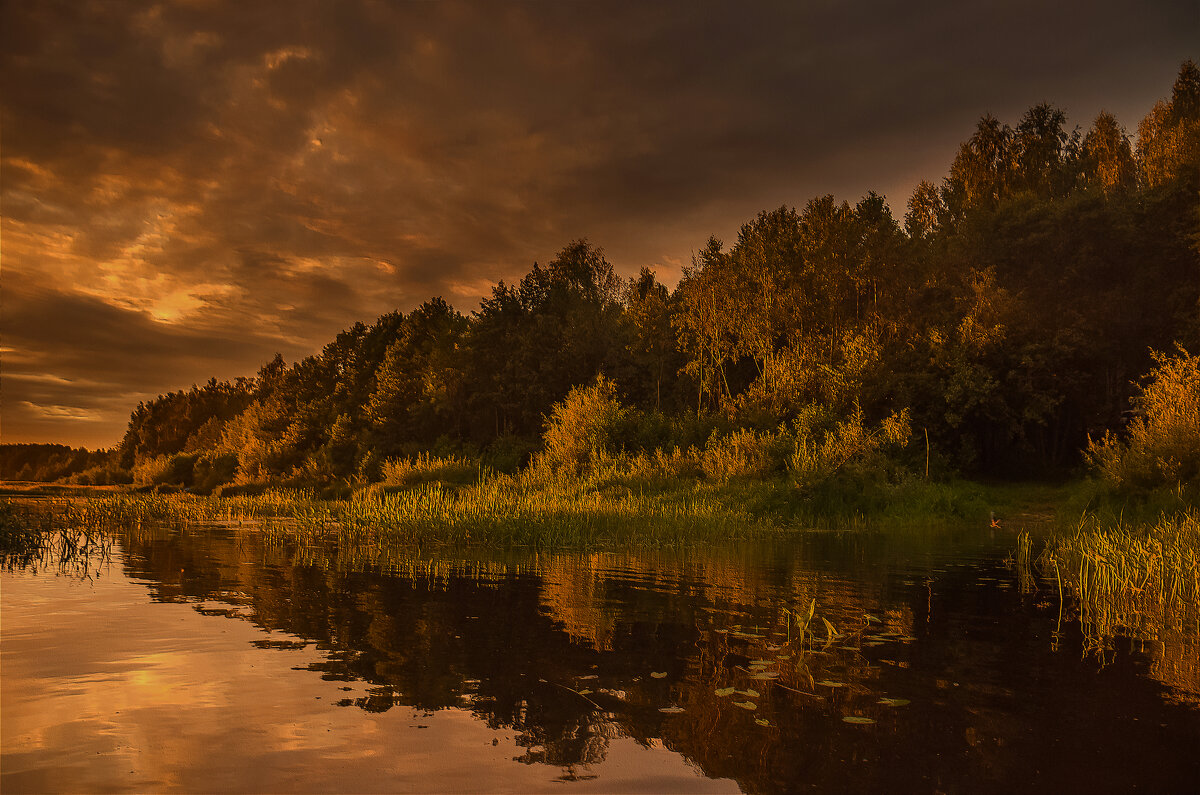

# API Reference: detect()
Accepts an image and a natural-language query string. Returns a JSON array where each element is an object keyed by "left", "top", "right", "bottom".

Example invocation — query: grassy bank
[{"left": 0, "top": 468, "right": 1037, "bottom": 553}]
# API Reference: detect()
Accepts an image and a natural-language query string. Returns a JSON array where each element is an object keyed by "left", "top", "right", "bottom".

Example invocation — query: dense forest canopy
[{"left": 9, "top": 62, "right": 1199, "bottom": 490}]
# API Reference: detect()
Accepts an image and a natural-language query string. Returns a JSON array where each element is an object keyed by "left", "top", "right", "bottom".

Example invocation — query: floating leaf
[
  {"left": 776, "top": 654, "right": 791, "bottom": 661},
  {"left": 750, "top": 672, "right": 779, "bottom": 680},
  {"left": 733, "top": 701, "right": 758, "bottom": 710},
  {"left": 577, "top": 689, "right": 592, "bottom": 696},
  {"left": 658, "top": 706, "right": 685, "bottom": 714},
  {"left": 816, "top": 680, "right": 846, "bottom": 688},
  {"left": 713, "top": 629, "right": 729, "bottom": 634},
  {"left": 842, "top": 716, "right": 876, "bottom": 725},
  {"left": 878, "top": 697, "right": 911, "bottom": 707},
  {"left": 578, "top": 674, "right": 598, "bottom": 680},
  {"left": 650, "top": 671, "right": 668, "bottom": 679},
  {"left": 715, "top": 687, "right": 736, "bottom": 697},
  {"left": 737, "top": 688, "right": 761, "bottom": 698},
  {"left": 754, "top": 718, "right": 771, "bottom": 727},
  {"left": 749, "top": 660, "right": 773, "bottom": 666}
]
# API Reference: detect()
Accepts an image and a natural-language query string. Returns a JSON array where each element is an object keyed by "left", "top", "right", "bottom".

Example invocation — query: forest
[{"left": 7, "top": 61, "right": 1199, "bottom": 502}]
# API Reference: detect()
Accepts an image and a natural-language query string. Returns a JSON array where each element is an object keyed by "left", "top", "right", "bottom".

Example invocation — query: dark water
[{"left": 3, "top": 524, "right": 1199, "bottom": 793}]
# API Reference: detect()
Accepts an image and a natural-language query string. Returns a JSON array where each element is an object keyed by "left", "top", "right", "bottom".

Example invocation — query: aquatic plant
[
  {"left": 1, "top": 499, "right": 114, "bottom": 578},
  {"left": 1040, "top": 510, "right": 1200, "bottom": 689}
]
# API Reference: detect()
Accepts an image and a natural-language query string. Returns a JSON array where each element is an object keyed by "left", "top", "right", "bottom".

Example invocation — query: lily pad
[
  {"left": 658, "top": 706, "right": 685, "bottom": 714},
  {"left": 650, "top": 671, "right": 668, "bottom": 679},
  {"left": 878, "top": 697, "right": 911, "bottom": 707},
  {"left": 733, "top": 701, "right": 758, "bottom": 710},
  {"left": 754, "top": 718, "right": 771, "bottom": 727},
  {"left": 816, "top": 680, "right": 847, "bottom": 688},
  {"left": 715, "top": 687, "right": 736, "bottom": 697},
  {"left": 749, "top": 659, "right": 773, "bottom": 666},
  {"left": 750, "top": 672, "right": 779, "bottom": 680},
  {"left": 842, "top": 716, "right": 876, "bottom": 725},
  {"left": 577, "top": 688, "right": 592, "bottom": 696},
  {"left": 736, "top": 688, "right": 761, "bottom": 698}
]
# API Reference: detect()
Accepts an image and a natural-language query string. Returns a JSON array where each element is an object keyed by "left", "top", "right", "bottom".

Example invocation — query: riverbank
[{"left": 2, "top": 473, "right": 1086, "bottom": 550}]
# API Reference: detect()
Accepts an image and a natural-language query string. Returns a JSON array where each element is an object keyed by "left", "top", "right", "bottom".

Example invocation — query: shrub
[
  {"left": 381, "top": 453, "right": 479, "bottom": 486},
  {"left": 482, "top": 434, "right": 538, "bottom": 474},
  {"left": 1087, "top": 347, "right": 1200, "bottom": 491},
  {"left": 69, "top": 462, "right": 133, "bottom": 486},
  {"left": 192, "top": 452, "right": 239, "bottom": 494},
  {"left": 788, "top": 407, "right": 911, "bottom": 490},
  {"left": 132, "top": 452, "right": 198, "bottom": 487},
  {"left": 700, "top": 427, "right": 791, "bottom": 481},
  {"left": 536, "top": 375, "right": 629, "bottom": 476}
]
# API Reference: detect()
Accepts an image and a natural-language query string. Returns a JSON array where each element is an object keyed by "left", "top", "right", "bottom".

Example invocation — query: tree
[
  {"left": 1138, "top": 60, "right": 1200, "bottom": 188},
  {"left": 1081, "top": 111, "right": 1137, "bottom": 195}
]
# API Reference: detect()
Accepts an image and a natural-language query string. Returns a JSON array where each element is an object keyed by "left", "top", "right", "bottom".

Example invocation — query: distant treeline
[
  {"left": 27, "top": 62, "right": 1200, "bottom": 491},
  {"left": 0, "top": 443, "right": 117, "bottom": 483}
]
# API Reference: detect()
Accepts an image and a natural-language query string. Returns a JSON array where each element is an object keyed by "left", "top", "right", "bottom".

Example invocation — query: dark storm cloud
[{"left": 1, "top": 0, "right": 1196, "bottom": 445}]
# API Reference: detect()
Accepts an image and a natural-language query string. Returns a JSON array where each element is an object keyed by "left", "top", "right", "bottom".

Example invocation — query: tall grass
[
  {"left": 1, "top": 499, "right": 114, "bottom": 578},
  {"left": 1040, "top": 511, "right": 1200, "bottom": 658}
]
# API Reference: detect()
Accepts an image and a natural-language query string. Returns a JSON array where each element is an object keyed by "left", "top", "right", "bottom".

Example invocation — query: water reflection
[{"left": 4, "top": 523, "right": 1200, "bottom": 793}]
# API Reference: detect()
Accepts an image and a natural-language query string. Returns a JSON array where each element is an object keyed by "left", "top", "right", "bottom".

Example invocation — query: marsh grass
[
  {"left": 12, "top": 467, "right": 1014, "bottom": 555},
  {"left": 1039, "top": 510, "right": 1200, "bottom": 694},
  {"left": 1, "top": 499, "right": 114, "bottom": 578}
]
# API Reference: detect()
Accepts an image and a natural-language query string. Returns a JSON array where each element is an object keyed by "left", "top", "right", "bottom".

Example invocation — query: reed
[{"left": 1040, "top": 510, "right": 1200, "bottom": 655}]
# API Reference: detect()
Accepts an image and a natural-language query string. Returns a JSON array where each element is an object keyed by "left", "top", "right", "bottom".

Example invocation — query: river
[{"left": 3, "top": 522, "right": 1198, "bottom": 792}]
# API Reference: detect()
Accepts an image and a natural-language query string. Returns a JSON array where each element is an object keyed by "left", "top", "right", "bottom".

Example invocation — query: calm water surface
[{"left": 3, "top": 523, "right": 1199, "bottom": 793}]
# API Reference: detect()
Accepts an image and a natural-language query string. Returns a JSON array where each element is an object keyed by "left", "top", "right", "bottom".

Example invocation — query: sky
[{"left": 1, "top": 0, "right": 1196, "bottom": 449}]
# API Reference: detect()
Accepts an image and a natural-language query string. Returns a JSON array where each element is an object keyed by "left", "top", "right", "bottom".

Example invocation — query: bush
[
  {"left": 1087, "top": 347, "right": 1200, "bottom": 491},
  {"left": 700, "top": 427, "right": 791, "bottom": 481},
  {"left": 788, "top": 407, "right": 911, "bottom": 490},
  {"left": 132, "top": 452, "right": 198, "bottom": 487},
  {"left": 536, "top": 375, "right": 630, "bottom": 476},
  {"left": 69, "top": 462, "right": 133, "bottom": 486},
  {"left": 192, "top": 452, "right": 239, "bottom": 494},
  {"left": 478, "top": 434, "right": 535, "bottom": 474},
  {"left": 381, "top": 453, "right": 479, "bottom": 486}
]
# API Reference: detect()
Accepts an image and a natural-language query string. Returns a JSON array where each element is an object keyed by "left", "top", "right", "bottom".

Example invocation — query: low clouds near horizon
[{"left": 2, "top": 0, "right": 1195, "bottom": 447}]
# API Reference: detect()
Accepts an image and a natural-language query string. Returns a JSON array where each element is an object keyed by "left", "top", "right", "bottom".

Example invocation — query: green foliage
[
  {"left": 0, "top": 443, "right": 113, "bottom": 482},
  {"left": 700, "top": 427, "right": 791, "bottom": 482},
  {"left": 481, "top": 434, "right": 538, "bottom": 474},
  {"left": 535, "top": 375, "right": 630, "bottom": 476},
  {"left": 69, "top": 462, "right": 134, "bottom": 486},
  {"left": 789, "top": 407, "right": 911, "bottom": 491},
  {"left": 1087, "top": 347, "right": 1200, "bottom": 491},
  {"left": 192, "top": 452, "right": 238, "bottom": 495},
  {"left": 131, "top": 452, "right": 200, "bottom": 487},
  {"left": 380, "top": 453, "right": 480, "bottom": 486}
]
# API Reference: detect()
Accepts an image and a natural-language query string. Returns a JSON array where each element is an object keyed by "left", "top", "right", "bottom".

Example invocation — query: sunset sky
[{"left": 2, "top": 0, "right": 1196, "bottom": 448}]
